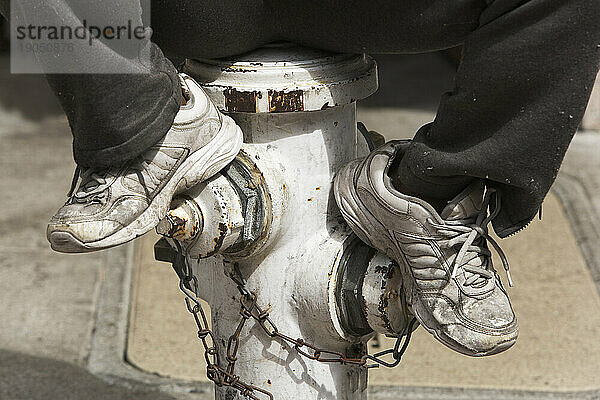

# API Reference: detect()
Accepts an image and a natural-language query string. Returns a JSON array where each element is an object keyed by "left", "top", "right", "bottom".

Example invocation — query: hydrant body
[{"left": 156, "top": 44, "right": 413, "bottom": 400}]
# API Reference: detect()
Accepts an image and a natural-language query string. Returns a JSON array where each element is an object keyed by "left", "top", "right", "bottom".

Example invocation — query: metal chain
[
  {"left": 172, "top": 240, "right": 273, "bottom": 400},
  {"left": 168, "top": 239, "right": 416, "bottom": 399}
]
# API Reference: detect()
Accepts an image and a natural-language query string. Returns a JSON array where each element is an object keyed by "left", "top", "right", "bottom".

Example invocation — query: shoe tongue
[
  {"left": 440, "top": 181, "right": 490, "bottom": 286},
  {"left": 179, "top": 75, "right": 192, "bottom": 103},
  {"left": 439, "top": 181, "right": 484, "bottom": 221}
]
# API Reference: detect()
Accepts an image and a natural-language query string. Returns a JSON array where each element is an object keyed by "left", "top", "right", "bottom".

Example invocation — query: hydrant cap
[{"left": 185, "top": 43, "right": 378, "bottom": 113}]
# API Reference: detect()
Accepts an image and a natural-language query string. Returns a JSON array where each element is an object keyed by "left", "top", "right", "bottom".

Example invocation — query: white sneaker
[
  {"left": 47, "top": 74, "right": 243, "bottom": 253},
  {"left": 334, "top": 140, "right": 518, "bottom": 356}
]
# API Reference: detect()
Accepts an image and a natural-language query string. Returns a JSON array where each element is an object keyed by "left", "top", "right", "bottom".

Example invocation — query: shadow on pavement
[{"left": 0, "top": 349, "right": 179, "bottom": 400}]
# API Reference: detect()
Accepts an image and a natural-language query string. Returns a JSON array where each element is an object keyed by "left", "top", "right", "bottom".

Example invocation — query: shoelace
[
  {"left": 427, "top": 188, "right": 513, "bottom": 288},
  {"left": 66, "top": 156, "right": 154, "bottom": 205},
  {"left": 67, "top": 166, "right": 110, "bottom": 204},
  {"left": 131, "top": 156, "right": 153, "bottom": 200}
]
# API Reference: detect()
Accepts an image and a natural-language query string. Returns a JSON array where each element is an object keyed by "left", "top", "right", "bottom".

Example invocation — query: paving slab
[
  {"left": 126, "top": 189, "right": 600, "bottom": 393},
  {"left": 127, "top": 231, "right": 210, "bottom": 381},
  {"left": 0, "top": 109, "right": 106, "bottom": 367},
  {"left": 124, "top": 103, "right": 600, "bottom": 396},
  {"left": 125, "top": 106, "right": 600, "bottom": 394},
  {"left": 582, "top": 73, "right": 600, "bottom": 131}
]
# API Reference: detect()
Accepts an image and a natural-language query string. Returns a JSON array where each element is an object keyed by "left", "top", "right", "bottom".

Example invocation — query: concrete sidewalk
[
  {"left": 1, "top": 53, "right": 600, "bottom": 399},
  {"left": 126, "top": 137, "right": 600, "bottom": 395},
  {"left": 0, "top": 57, "right": 177, "bottom": 399}
]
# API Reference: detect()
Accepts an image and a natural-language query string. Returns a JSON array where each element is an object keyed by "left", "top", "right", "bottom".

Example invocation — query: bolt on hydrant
[{"left": 153, "top": 44, "right": 417, "bottom": 400}]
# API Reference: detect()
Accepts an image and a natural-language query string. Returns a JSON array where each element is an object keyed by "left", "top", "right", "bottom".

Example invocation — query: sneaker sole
[
  {"left": 48, "top": 115, "right": 244, "bottom": 253},
  {"left": 333, "top": 161, "right": 517, "bottom": 357}
]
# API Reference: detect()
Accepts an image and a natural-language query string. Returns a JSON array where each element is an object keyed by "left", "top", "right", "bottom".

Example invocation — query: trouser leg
[
  {"left": 1, "top": 0, "right": 277, "bottom": 168},
  {"left": 0, "top": 0, "right": 181, "bottom": 169},
  {"left": 276, "top": 0, "right": 600, "bottom": 237},
  {"left": 46, "top": 50, "right": 181, "bottom": 169},
  {"left": 400, "top": 0, "right": 600, "bottom": 236}
]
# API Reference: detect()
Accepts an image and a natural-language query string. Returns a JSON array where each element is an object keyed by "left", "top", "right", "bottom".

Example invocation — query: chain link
[
  {"left": 172, "top": 240, "right": 273, "bottom": 400},
  {"left": 168, "top": 239, "right": 416, "bottom": 400}
]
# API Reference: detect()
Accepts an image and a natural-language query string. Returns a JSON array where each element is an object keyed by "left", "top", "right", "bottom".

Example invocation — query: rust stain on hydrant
[
  {"left": 166, "top": 215, "right": 187, "bottom": 238},
  {"left": 268, "top": 90, "right": 304, "bottom": 113},
  {"left": 224, "top": 88, "right": 259, "bottom": 113}
]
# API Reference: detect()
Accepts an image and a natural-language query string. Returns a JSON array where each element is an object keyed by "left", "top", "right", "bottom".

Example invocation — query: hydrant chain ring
[
  {"left": 221, "top": 150, "right": 272, "bottom": 258},
  {"left": 335, "top": 235, "right": 376, "bottom": 337}
]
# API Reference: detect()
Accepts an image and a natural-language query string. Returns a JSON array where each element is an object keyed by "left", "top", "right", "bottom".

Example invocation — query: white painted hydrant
[{"left": 154, "top": 44, "right": 416, "bottom": 400}]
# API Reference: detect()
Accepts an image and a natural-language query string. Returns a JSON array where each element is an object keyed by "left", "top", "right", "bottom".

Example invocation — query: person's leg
[
  {"left": 0, "top": 0, "right": 275, "bottom": 252},
  {"left": 56, "top": 0, "right": 278, "bottom": 168},
  {"left": 0, "top": 0, "right": 181, "bottom": 169},
  {"left": 400, "top": 0, "right": 600, "bottom": 237},
  {"left": 1, "top": 0, "right": 276, "bottom": 169},
  {"left": 47, "top": 54, "right": 181, "bottom": 169},
  {"left": 281, "top": 0, "right": 598, "bottom": 356},
  {"left": 150, "top": 0, "right": 278, "bottom": 61},
  {"left": 278, "top": 0, "right": 600, "bottom": 237}
]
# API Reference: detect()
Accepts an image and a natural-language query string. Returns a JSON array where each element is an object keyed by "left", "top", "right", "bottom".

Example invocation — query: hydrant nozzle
[
  {"left": 155, "top": 197, "right": 203, "bottom": 241},
  {"left": 156, "top": 153, "right": 270, "bottom": 259}
]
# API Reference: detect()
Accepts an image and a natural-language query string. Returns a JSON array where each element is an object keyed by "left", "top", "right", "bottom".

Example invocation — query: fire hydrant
[{"left": 154, "top": 44, "right": 415, "bottom": 400}]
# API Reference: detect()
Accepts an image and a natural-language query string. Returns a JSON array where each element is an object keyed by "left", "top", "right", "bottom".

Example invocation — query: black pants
[{"left": 2, "top": 0, "right": 599, "bottom": 236}]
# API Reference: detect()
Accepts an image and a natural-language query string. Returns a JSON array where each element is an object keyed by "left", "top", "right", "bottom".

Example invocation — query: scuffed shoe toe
[{"left": 437, "top": 322, "right": 518, "bottom": 357}]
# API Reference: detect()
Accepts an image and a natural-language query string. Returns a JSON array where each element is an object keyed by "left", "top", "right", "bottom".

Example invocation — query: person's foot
[
  {"left": 334, "top": 140, "right": 518, "bottom": 356},
  {"left": 47, "top": 73, "right": 243, "bottom": 253}
]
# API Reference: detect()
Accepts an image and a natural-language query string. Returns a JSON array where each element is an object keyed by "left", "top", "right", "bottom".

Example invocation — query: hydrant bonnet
[{"left": 186, "top": 43, "right": 378, "bottom": 113}]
